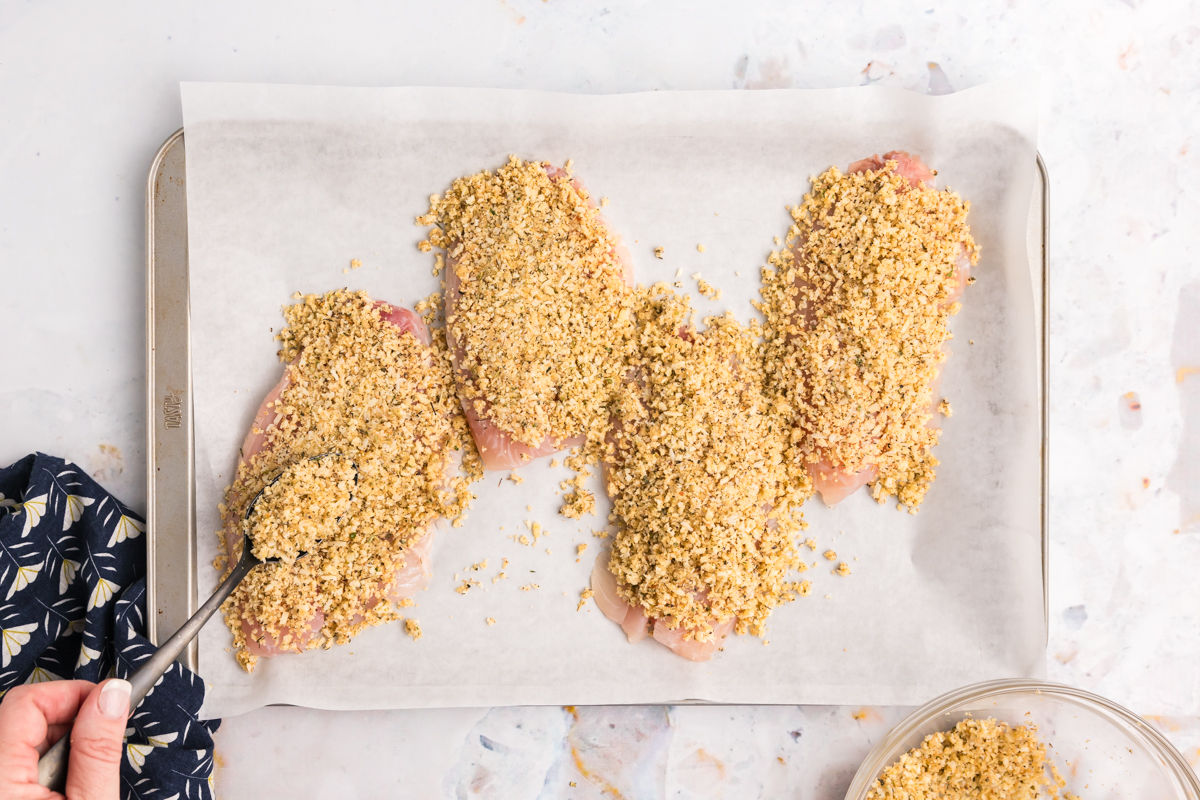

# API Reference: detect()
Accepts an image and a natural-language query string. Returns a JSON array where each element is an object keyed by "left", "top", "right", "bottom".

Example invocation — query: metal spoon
[{"left": 37, "top": 453, "right": 350, "bottom": 791}]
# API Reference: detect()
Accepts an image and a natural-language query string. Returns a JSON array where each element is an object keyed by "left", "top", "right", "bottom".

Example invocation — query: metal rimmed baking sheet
[{"left": 147, "top": 90, "right": 1051, "bottom": 710}]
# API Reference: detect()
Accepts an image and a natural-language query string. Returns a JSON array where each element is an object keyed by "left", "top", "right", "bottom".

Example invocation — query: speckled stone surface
[{"left": 2, "top": 1, "right": 1197, "bottom": 796}]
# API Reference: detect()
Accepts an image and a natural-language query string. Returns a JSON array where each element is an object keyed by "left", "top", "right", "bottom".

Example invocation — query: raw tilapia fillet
[
  {"left": 590, "top": 294, "right": 809, "bottom": 662},
  {"left": 422, "top": 158, "right": 636, "bottom": 471},
  {"left": 770, "top": 150, "right": 977, "bottom": 511},
  {"left": 218, "top": 291, "right": 474, "bottom": 671}
]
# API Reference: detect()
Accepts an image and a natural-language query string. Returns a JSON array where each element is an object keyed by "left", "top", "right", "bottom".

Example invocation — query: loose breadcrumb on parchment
[
  {"left": 217, "top": 289, "right": 481, "bottom": 673},
  {"left": 866, "top": 717, "right": 1081, "bottom": 800},
  {"left": 757, "top": 160, "right": 977, "bottom": 512}
]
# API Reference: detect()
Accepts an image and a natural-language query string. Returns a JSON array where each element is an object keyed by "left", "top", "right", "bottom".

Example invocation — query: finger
[
  {"left": 65, "top": 679, "right": 129, "bottom": 800},
  {"left": 0, "top": 681, "right": 93, "bottom": 799}
]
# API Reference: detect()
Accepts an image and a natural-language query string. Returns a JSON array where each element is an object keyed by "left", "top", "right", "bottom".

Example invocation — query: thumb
[{"left": 65, "top": 679, "right": 129, "bottom": 800}]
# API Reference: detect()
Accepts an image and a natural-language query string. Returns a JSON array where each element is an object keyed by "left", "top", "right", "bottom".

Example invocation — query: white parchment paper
[{"left": 181, "top": 80, "right": 1042, "bottom": 719}]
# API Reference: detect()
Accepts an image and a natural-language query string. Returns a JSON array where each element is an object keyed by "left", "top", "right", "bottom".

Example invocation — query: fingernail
[{"left": 98, "top": 679, "right": 131, "bottom": 719}]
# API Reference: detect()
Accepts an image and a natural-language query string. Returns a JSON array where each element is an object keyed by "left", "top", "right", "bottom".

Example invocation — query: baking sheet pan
[{"left": 146, "top": 84, "right": 1049, "bottom": 708}]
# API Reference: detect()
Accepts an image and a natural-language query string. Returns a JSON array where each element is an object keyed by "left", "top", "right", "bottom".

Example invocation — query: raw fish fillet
[
  {"left": 800, "top": 152, "right": 968, "bottom": 507},
  {"left": 226, "top": 301, "right": 435, "bottom": 657},
  {"left": 444, "top": 165, "right": 633, "bottom": 471},
  {"left": 590, "top": 551, "right": 733, "bottom": 661}
]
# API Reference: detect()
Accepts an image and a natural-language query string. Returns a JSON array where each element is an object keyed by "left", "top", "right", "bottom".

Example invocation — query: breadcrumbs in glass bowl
[{"left": 844, "top": 680, "right": 1200, "bottom": 800}]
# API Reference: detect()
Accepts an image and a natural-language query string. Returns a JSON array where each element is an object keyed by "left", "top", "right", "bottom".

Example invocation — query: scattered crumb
[
  {"left": 405, "top": 619, "right": 423, "bottom": 640},
  {"left": 805, "top": 538, "right": 818, "bottom": 550},
  {"left": 549, "top": 458, "right": 560, "bottom": 468},
  {"left": 592, "top": 529, "right": 609, "bottom": 538},
  {"left": 342, "top": 268, "right": 350, "bottom": 274},
  {"left": 455, "top": 578, "right": 481, "bottom": 595},
  {"left": 969, "top": 339, "right": 975, "bottom": 345},
  {"left": 486, "top": 617, "right": 496, "bottom": 626},
  {"left": 696, "top": 278, "right": 721, "bottom": 300},
  {"left": 696, "top": 244, "right": 706, "bottom": 253},
  {"left": 526, "top": 504, "right": 533, "bottom": 512},
  {"left": 967, "top": 275, "right": 977, "bottom": 285},
  {"left": 600, "top": 197, "right": 609, "bottom": 207},
  {"left": 824, "top": 550, "right": 837, "bottom": 561},
  {"left": 798, "top": 581, "right": 812, "bottom": 597},
  {"left": 577, "top": 588, "right": 594, "bottom": 610},
  {"left": 774, "top": 236, "right": 781, "bottom": 246},
  {"left": 690, "top": 272, "right": 702, "bottom": 280},
  {"left": 938, "top": 399, "right": 953, "bottom": 417},
  {"left": 655, "top": 246, "right": 665, "bottom": 259},
  {"left": 520, "top": 583, "right": 541, "bottom": 591},
  {"left": 836, "top": 562, "right": 851, "bottom": 576},
  {"left": 577, "top": 543, "right": 588, "bottom": 555},
  {"left": 509, "top": 473, "right": 524, "bottom": 484},
  {"left": 350, "top": 258, "right": 362, "bottom": 269}
]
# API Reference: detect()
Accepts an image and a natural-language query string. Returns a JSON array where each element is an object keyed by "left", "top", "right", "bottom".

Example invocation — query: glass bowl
[{"left": 844, "top": 679, "right": 1200, "bottom": 799}]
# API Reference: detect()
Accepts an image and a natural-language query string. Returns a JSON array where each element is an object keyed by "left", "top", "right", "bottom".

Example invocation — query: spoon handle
[
  {"left": 37, "top": 555, "right": 256, "bottom": 790},
  {"left": 129, "top": 554, "right": 255, "bottom": 703}
]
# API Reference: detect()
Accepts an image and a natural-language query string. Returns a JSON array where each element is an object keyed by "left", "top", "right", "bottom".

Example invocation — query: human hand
[{"left": 0, "top": 678, "right": 130, "bottom": 800}]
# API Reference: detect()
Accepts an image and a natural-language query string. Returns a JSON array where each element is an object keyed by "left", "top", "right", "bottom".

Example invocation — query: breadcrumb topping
[
  {"left": 758, "top": 160, "right": 977, "bottom": 511},
  {"left": 867, "top": 717, "right": 1081, "bottom": 799},
  {"left": 603, "top": 287, "right": 812, "bottom": 640},
  {"left": 244, "top": 455, "right": 354, "bottom": 562},
  {"left": 419, "top": 156, "right": 637, "bottom": 449},
  {"left": 218, "top": 289, "right": 481, "bottom": 672}
]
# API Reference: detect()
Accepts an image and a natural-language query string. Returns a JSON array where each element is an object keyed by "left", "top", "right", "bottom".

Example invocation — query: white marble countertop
[{"left": 2, "top": 1, "right": 1197, "bottom": 796}]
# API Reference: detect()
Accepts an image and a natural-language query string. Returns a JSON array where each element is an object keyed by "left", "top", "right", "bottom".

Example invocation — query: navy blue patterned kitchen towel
[{"left": 0, "top": 452, "right": 219, "bottom": 799}]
